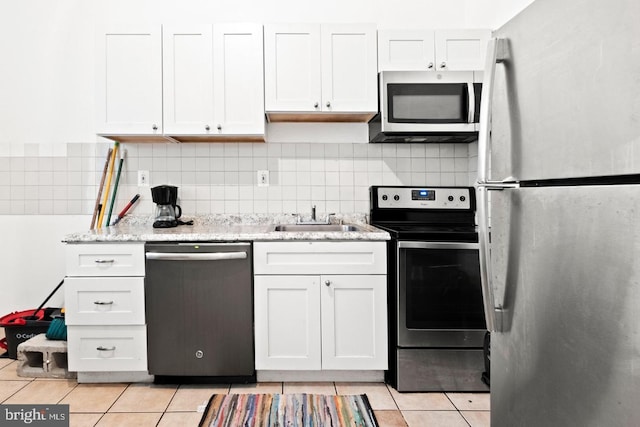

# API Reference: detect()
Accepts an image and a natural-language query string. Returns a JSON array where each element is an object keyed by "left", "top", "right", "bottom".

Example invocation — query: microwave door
[{"left": 380, "top": 71, "right": 478, "bottom": 133}]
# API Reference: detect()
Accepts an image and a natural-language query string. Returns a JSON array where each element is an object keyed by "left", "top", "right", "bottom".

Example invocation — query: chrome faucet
[{"left": 295, "top": 205, "right": 335, "bottom": 225}]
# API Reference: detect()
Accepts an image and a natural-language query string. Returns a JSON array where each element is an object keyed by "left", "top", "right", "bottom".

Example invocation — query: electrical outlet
[
  {"left": 137, "top": 170, "right": 150, "bottom": 186},
  {"left": 257, "top": 170, "right": 269, "bottom": 187}
]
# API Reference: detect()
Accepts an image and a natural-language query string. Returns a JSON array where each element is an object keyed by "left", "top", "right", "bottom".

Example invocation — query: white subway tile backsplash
[{"left": 0, "top": 141, "right": 476, "bottom": 217}]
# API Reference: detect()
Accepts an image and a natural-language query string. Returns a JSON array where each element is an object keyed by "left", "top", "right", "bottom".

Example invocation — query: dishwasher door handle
[{"left": 145, "top": 251, "right": 247, "bottom": 261}]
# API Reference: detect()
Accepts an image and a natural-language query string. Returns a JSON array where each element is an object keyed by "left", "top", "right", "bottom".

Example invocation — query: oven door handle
[{"left": 397, "top": 241, "right": 479, "bottom": 250}]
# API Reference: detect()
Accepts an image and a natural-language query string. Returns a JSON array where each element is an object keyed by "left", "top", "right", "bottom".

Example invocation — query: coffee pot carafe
[{"left": 151, "top": 185, "right": 182, "bottom": 228}]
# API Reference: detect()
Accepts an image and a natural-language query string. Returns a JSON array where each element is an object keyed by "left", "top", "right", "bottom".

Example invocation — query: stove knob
[
  {"left": 382, "top": 195, "right": 388, "bottom": 201},
  {"left": 448, "top": 195, "right": 454, "bottom": 201},
  {"left": 394, "top": 195, "right": 400, "bottom": 201},
  {"left": 460, "top": 196, "right": 466, "bottom": 202}
]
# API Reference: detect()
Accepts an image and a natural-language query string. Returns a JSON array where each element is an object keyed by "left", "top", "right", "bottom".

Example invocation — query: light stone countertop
[{"left": 63, "top": 213, "right": 390, "bottom": 243}]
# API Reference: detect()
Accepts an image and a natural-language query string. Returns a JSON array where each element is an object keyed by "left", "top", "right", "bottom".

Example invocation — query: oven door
[{"left": 397, "top": 241, "right": 486, "bottom": 348}]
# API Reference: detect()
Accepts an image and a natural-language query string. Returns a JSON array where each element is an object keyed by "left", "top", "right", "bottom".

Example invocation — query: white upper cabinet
[
  {"left": 378, "top": 29, "right": 491, "bottom": 71},
  {"left": 212, "top": 24, "right": 265, "bottom": 139},
  {"left": 95, "top": 25, "right": 164, "bottom": 141},
  {"left": 377, "top": 30, "right": 436, "bottom": 71},
  {"left": 264, "top": 24, "right": 322, "bottom": 113},
  {"left": 264, "top": 23, "right": 377, "bottom": 122},
  {"left": 163, "top": 24, "right": 265, "bottom": 142},
  {"left": 162, "top": 25, "right": 215, "bottom": 137}
]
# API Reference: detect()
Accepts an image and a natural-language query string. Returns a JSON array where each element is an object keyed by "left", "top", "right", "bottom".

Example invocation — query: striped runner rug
[{"left": 198, "top": 393, "right": 378, "bottom": 427}]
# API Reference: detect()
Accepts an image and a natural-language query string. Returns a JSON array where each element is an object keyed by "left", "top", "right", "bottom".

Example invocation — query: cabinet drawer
[
  {"left": 254, "top": 241, "right": 386, "bottom": 275},
  {"left": 65, "top": 277, "right": 145, "bottom": 325},
  {"left": 67, "top": 325, "right": 147, "bottom": 372},
  {"left": 66, "top": 243, "right": 145, "bottom": 277}
]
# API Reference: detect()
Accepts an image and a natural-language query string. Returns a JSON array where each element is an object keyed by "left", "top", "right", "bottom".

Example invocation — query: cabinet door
[
  {"left": 434, "top": 29, "right": 491, "bottom": 71},
  {"left": 213, "top": 24, "right": 265, "bottom": 135},
  {"left": 321, "top": 275, "right": 388, "bottom": 370},
  {"left": 321, "top": 24, "right": 378, "bottom": 112},
  {"left": 95, "top": 25, "right": 162, "bottom": 135},
  {"left": 162, "top": 25, "right": 215, "bottom": 135},
  {"left": 377, "top": 29, "right": 436, "bottom": 71},
  {"left": 264, "top": 24, "right": 321, "bottom": 112},
  {"left": 254, "top": 275, "right": 321, "bottom": 370}
]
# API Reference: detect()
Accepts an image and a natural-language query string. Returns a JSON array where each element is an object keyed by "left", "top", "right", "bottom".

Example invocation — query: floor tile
[
  {"left": 402, "top": 410, "right": 469, "bottom": 427},
  {"left": 461, "top": 410, "right": 491, "bottom": 427},
  {"left": 230, "top": 382, "right": 282, "bottom": 394},
  {"left": 388, "top": 387, "right": 455, "bottom": 411},
  {"left": 3, "top": 378, "right": 76, "bottom": 404},
  {"left": 0, "top": 380, "right": 31, "bottom": 402},
  {"left": 0, "top": 361, "right": 34, "bottom": 381},
  {"left": 166, "top": 384, "right": 230, "bottom": 412},
  {"left": 374, "top": 410, "right": 408, "bottom": 427},
  {"left": 446, "top": 392, "right": 490, "bottom": 411},
  {"left": 0, "top": 357, "right": 12, "bottom": 369},
  {"left": 68, "top": 413, "right": 104, "bottom": 427},
  {"left": 158, "top": 411, "right": 203, "bottom": 427},
  {"left": 59, "top": 383, "right": 128, "bottom": 413},
  {"left": 109, "top": 383, "right": 177, "bottom": 413},
  {"left": 96, "top": 412, "right": 162, "bottom": 427},
  {"left": 283, "top": 381, "right": 336, "bottom": 395},
  {"left": 336, "top": 382, "right": 397, "bottom": 410}
]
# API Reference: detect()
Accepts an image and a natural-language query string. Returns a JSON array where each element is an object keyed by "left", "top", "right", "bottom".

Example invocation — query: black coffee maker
[{"left": 151, "top": 185, "right": 182, "bottom": 228}]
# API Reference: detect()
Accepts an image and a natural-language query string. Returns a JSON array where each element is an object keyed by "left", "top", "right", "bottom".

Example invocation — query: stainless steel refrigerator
[{"left": 476, "top": 0, "right": 640, "bottom": 425}]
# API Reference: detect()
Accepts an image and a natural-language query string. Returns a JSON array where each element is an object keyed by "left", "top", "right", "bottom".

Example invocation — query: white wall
[
  {"left": 0, "top": 216, "right": 88, "bottom": 317},
  {"left": 0, "top": 0, "right": 534, "bottom": 323},
  {"left": 0, "top": 0, "right": 535, "bottom": 145}
]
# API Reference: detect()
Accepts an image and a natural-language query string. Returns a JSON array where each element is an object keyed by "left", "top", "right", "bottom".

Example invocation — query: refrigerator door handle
[
  {"left": 477, "top": 37, "right": 508, "bottom": 185},
  {"left": 477, "top": 180, "right": 520, "bottom": 190},
  {"left": 477, "top": 186, "right": 503, "bottom": 333}
]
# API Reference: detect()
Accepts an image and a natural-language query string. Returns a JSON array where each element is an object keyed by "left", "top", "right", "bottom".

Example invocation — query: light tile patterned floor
[{"left": 0, "top": 354, "right": 489, "bottom": 427}]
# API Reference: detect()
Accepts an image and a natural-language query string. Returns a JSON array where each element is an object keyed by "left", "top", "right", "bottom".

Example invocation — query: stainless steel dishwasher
[{"left": 145, "top": 242, "right": 255, "bottom": 383}]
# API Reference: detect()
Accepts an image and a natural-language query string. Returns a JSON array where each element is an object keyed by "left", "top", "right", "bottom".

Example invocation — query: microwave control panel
[{"left": 375, "top": 187, "right": 472, "bottom": 210}]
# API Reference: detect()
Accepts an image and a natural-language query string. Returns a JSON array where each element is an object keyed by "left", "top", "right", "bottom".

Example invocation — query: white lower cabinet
[
  {"left": 254, "top": 241, "right": 387, "bottom": 371},
  {"left": 65, "top": 243, "right": 148, "bottom": 378}
]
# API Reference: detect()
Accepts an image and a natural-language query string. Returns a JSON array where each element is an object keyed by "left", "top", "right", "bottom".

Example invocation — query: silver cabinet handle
[
  {"left": 97, "top": 346, "right": 116, "bottom": 351},
  {"left": 324, "top": 280, "right": 331, "bottom": 287},
  {"left": 427, "top": 62, "right": 434, "bottom": 69},
  {"left": 145, "top": 251, "right": 247, "bottom": 261},
  {"left": 326, "top": 101, "right": 331, "bottom": 108},
  {"left": 205, "top": 125, "right": 210, "bottom": 131},
  {"left": 94, "top": 259, "right": 115, "bottom": 264},
  {"left": 439, "top": 62, "right": 447, "bottom": 68},
  {"left": 93, "top": 301, "right": 114, "bottom": 305}
]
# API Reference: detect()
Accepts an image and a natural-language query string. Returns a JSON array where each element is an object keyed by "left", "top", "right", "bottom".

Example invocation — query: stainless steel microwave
[{"left": 369, "top": 70, "right": 482, "bottom": 143}]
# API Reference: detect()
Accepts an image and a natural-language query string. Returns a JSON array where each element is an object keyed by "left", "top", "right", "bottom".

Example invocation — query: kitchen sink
[{"left": 273, "top": 224, "right": 363, "bottom": 232}]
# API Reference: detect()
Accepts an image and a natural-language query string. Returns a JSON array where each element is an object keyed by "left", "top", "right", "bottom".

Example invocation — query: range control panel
[{"left": 375, "top": 186, "right": 472, "bottom": 210}]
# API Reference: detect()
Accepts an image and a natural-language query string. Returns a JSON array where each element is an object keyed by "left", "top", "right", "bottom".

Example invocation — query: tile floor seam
[
  {"left": 103, "top": 382, "right": 133, "bottom": 414},
  {"left": 0, "top": 379, "right": 32, "bottom": 403}
]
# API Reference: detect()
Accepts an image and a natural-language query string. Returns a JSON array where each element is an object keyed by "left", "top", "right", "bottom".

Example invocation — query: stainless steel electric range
[{"left": 370, "top": 186, "right": 488, "bottom": 392}]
